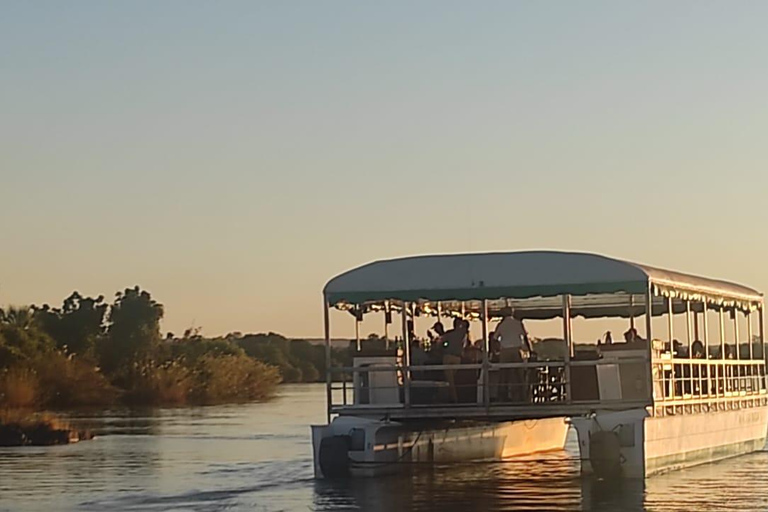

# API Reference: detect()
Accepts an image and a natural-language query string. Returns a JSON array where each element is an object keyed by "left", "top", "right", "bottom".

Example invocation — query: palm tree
[{"left": 0, "top": 305, "right": 35, "bottom": 330}]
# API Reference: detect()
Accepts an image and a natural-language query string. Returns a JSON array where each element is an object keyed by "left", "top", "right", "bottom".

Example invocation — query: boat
[{"left": 311, "top": 251, "right": 768, "bottom": 478}]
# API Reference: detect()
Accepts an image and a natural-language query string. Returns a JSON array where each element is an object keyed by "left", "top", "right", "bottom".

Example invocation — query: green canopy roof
[{"left": 324, "top": 251, "right": 762, "bottom": 311}]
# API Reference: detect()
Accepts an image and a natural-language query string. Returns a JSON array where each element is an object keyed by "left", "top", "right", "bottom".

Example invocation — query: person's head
[
  {"left": 433, "top": 322, "right": 445, "bottom": 335},
  {"left": 453, "top": 317, "right": 463, "bottom": 330},
  {"left": 624, "top": 328, "right": 637, "bottom": 342},
  {"left": 462, "top": 319, "right": 470, "bottom": 331},
  {"left": 500, "top": 306, "right": 514, "bottom": 317},
  {"left": 691, "top": 340, "right": 704, "bottom": 358}
]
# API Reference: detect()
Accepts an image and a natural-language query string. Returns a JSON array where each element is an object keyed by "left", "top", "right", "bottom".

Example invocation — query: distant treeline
[{"left": 0, "top": 287, "right": 350, "bottom": 409}]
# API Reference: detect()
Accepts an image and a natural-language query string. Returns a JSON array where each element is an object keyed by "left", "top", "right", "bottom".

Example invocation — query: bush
[
  {"left": 33, "top": 353, "right": 117, "bottom": 408},
  {"left": 0, "top": 368, "right": 39, "bottom": 408},
  {"left": 119, "top": 361, "right": 193, "bottom": 406},
  {"left": 190, "top": 354, "right": 281, "bottom": 404}
]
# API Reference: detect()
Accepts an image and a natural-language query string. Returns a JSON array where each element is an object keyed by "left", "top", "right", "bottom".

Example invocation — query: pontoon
[{"left": 311, "top": 251, "right": 768, "bottom": 478}]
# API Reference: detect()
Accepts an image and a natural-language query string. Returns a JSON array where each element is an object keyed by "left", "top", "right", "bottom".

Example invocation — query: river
[{"left": 1, "top": 384, "right": 767, "bottom": 511}]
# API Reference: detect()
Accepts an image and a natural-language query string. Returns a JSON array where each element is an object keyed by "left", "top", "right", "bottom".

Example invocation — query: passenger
[
  {"left": 463, "top": 319, "right": 473, "bottom": 348},
  {"left": 429, "top": 321, "right": 445, "bottom": 341},
  {"left": 493, "top": 308, "right": 531, "bottom": 403},
  {"left": 489, "top": 330, "right": 501, "bottom": 362},
  {"left": 691, "top": 340, "right": 705, "bottom": 359},
  {"left": 440, "top": 317, "right": 468, "bottom": 403},
  {"left": 623, "top": 327, "right": 645, "bottom": 344},
  {"left": 488, "top": 331, "right": 501, "bottom": 402},
  {"left": 604, "top": 331, "right": 613, "bottom": 345}
]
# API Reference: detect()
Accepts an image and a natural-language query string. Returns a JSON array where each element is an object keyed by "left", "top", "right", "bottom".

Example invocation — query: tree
[
  {"left": 170, "top": 329, "right": 244, "bottom": 364},
  {"left": 34, "top": 292, "right": 107, "bottom": 356},
  {"left": 99, "top": 287, "right": 164, "bottom": 373},
  {"left": 0, "top": 305, "right": 55, "bottom": 365}
]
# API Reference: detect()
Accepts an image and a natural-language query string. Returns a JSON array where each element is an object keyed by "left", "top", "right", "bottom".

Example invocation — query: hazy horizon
[{"left": 3, "top": 2, "right": 768, "bottom": 339}]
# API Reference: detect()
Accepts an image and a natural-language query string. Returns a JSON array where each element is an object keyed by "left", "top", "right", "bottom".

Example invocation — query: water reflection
[
  {"left": 314, "top": 458, "right": 647, "bottom": 512},
  {"left": 0, "top": 384, "right": 766, "bottom": 511}
]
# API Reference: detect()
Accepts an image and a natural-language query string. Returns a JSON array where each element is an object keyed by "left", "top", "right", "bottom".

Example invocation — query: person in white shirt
[
  {"left": 494, "top": 314, "right": 530, "bottom": 353},
  {"left": 492, "top": 308, "right": 531, "bottom": 402}
]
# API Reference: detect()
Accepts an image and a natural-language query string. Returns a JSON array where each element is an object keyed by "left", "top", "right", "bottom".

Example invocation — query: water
[{"left": 1, "top": 384, "right": 767, "bottom": 511}]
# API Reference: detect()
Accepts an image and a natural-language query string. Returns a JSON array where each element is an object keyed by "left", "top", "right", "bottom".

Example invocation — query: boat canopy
[{"left": 324, "top": 251, "right": 763, "bottom": 315}]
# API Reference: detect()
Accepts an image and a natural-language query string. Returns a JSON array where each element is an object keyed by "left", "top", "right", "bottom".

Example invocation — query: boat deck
[{"left": 331, "top": 399, "right": 651, "bottom": 421}]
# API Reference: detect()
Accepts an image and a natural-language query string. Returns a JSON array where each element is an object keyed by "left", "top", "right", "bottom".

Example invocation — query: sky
[{"left": 2, "top": 1, "right": 768, "bottom": 339}]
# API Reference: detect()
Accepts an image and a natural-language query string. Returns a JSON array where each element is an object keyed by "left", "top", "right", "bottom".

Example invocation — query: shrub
[
  {"left": 33, "top": 353, "right": 117, "bottom": 408},
  {"left": 0, "top": 368, "right": 39, "bottom": 408},
  {"left": 119, "top": 361, "right": 193, "bottom": 406},
  {"left": 190, "top": 354, "right": 281, "bottom": 404}
]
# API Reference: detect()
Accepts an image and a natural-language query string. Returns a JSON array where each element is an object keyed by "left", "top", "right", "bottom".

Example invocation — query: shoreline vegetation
[{"left": 0, "top": 287, "right": 352, "bottom": 444}]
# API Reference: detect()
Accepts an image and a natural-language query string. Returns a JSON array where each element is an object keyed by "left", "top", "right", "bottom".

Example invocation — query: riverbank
[{"left": 0, "top": 410, "right": 93, "bottom": 447}]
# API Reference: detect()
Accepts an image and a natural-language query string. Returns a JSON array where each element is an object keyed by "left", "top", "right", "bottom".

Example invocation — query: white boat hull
[
  {"left": 645, "top": 406, "right": 768, "bottom": 475},
  {"left": 312, "top": 416, "right": 568, "bottom": 479},
  {"left": 572, "top": 405, "right": 768, "bottom": 478}
]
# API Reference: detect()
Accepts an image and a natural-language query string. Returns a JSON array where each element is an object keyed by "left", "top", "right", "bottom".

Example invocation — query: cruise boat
[{"left": 311, "top": 251, "right": 768, "bottom": 478}]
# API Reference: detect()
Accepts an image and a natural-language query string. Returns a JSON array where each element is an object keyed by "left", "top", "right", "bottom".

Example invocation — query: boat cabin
[{"left": 321, "top": 251, "right": 767, "bottom": 423}]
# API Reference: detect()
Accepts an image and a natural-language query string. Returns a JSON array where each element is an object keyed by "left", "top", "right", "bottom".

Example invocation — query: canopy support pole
[
  {"left": 645, "top": 286, "right": 653, "bottom": 404},
  {"left": 694, "top": 308, "right": 700, "bottom": 342},
  {"left": 760, "top": 303, "right": 766, "bottom": 363},
  {"left": 719, "top": 306, "right": 726, "bottom": 359},
  {"left": 686, "top": 300, "right": 692, "bottom": 355},
  {"left": 667, "top": 296, "right": 674, "bottom": 346},
  {"left": 402, "top": 302, "right": 411, "bottom": 408},
  {"left": 482, "top": 299, "right": 490, "bottom": 409},
  {"left": 323, "top": 296, "right": 332, "bottom": 424},
  {"left": 747, "top": 310, "right": 753, "bottom": 360},
  {"left": 703, "top": 302, "right": 709, "bottom": 359},
  {"left": 562, "top": 294, "right": 572, "bottom": 404},
  {"left": 629, "top": 295, "right": 635, "bottom": 330},
  {"left": 355, "top": 306, "right": 361, "bottom": 352},
  {"left": 384, "top": 301, "right": 390, "bottom": 350},
  {"left": 734, "top": 309, "right": 740, "bottom": 360}
]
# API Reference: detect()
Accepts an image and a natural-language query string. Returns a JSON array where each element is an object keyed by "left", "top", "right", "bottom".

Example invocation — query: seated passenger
[
  {"left": 623, "top": 327, "right": 645, "bottom": 343},
  {"left": 691, "top": 340, "right": 705, "bottom": 359}
]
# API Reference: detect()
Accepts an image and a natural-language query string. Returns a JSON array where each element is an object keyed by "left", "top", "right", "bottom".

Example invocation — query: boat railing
[
  {"left": 327, "top": 355, "right": 652, "bottom": 416},
  {"left": 651, "top": 357, "right": 768, "bottom": 416}
]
